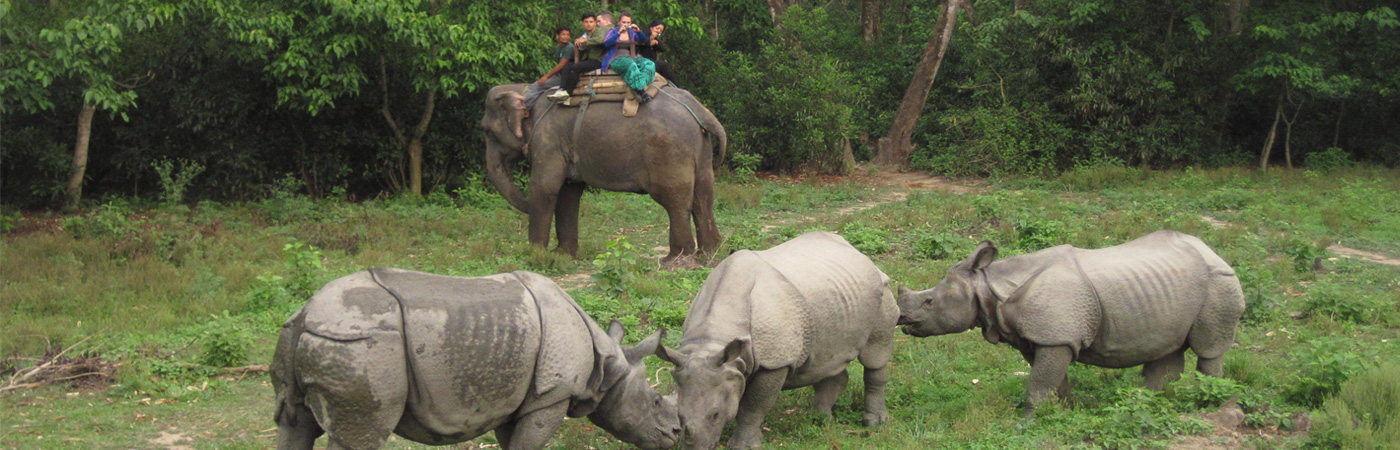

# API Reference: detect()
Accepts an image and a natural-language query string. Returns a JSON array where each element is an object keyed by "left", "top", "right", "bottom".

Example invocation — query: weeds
[
  {"left": 150, "top": 158, "right": 205, "bottom": 206},
  {"left": 1307, "top": 364, "right": 1400, "bottom": 449},
  {"left": 592, "top": 235, "right": 640, "bottom": 298}
]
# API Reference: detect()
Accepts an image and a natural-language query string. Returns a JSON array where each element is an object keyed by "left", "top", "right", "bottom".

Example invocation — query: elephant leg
[
  {"left": 651, "top": 185, "right": 697, "bottom": 263},
  {"left": 1026, "top": 346, "right": 1073, "bottom": 417},
  {"left": 526, "top": 169, "right": 566, "bottom": 249},
  {"left": 729, "top": 367, "right": 788, "bottom": 450},
  {"left": 553, "top": 182, "right": 585, "bottom": 256},
  {"left": 811, "top": 370, "right": 848, "bottom": 419},
  {"left": 1142, "top": 349, "right": 1186, "bottom": 390},
  {"left": 690, "top": 167, "right": 721, "bottom": 256}
]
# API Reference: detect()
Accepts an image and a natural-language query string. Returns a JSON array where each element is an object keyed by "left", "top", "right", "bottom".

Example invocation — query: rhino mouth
[{"left": 898, "top": 324, "right": 931, "bottom": 337}]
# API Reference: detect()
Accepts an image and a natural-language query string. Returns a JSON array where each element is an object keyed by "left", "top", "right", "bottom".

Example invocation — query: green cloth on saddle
[{"left": 608, "top": 56, "right": 657, "bottom": 91}]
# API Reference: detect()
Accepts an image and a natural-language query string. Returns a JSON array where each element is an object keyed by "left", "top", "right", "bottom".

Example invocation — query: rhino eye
[{"left": 709, "top": 412, "right": 720, "bottom": 422}]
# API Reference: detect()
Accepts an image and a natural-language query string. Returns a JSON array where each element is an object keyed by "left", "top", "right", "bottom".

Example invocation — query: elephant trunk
[{"left": 486, "top": 139, "right": 530, "bottom": 213}]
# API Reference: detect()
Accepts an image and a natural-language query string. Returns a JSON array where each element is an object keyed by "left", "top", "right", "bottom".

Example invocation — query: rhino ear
[
  {"left": 607, "top": 319, "right": 626, "bottom": 344},
  {"left": 963, "top": 241, "right": 999, "bottom": 270},
  {"left": 623, "top": 329, "right": 663, "bottom": 364},
  {"left": 656, "top": 345, "right": 686, "bottom": 366},
  {"left": 718, "top": 338, "right": 749, "bottom": 373},
  {"left": 897, "top": 283, "right": 912, "bottom": 299}
]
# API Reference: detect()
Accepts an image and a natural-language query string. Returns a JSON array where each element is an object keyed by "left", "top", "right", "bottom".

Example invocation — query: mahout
[
  {"left": 896, "top": 230, "right": 1245, "bottom": 415},
  {"left": 657, "top": 231, "right": 899, "bottom": 450},
  {"left": 271, "top": 268, "right": 679, "bottom": 450}
]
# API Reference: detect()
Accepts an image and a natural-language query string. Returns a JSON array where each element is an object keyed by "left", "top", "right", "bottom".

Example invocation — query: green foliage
[
  {"left": 453, "top": 173, "right": 507, "bottom": 209},
  {"left": 913, "top": 232, "right": 961, "bottom": 260},
  {"left": 1079, "top": 387, "right": 1213, "bottom": 449},
  {"left": 1170, "top": 371, "right": 1244, "bottom": 410},
  {"left": 61, "top": 200, "right": 139, "bottom": 239},
  {"left": 1284, "top": 238, "right": 1326, "bottom": 273},
  {"left": 839, "top": 221, "right": 890, "bottom": 255},
  {"left": 917, "top": 105, "right": 1068, "bottom": 177},
  {"left": 1014, "top": 214, "right": 1068, "bottom": 251},
  {"left": 592, "top": 235, "right": 640, "bottom": 298},
  {"left": 199, "top": 327, "right": 248, "bottom": 368},
  {"left": 1235, "top": 264, "right": 1282, "bottom": 324},
  {"left": 1285, "top": 337, "right": 1374, "bottom": 407},
  {"left": 1308, "top": 364, "right": 1400, "bottom": 450},
  {"left": 1302, "top": 279, "right": 1390, "bottom": 325},
  {"left": 727, "top": 151, "right": 762, "bottom": 179},
  {"left": 280, "top": 240, "right": 325, "bottom": 298},
  {"left": 150, "top": 158, "right": 206, "bottom": 206},
  {"left": 1305, "top": 147, "right": 1356, "bottom": 172}
]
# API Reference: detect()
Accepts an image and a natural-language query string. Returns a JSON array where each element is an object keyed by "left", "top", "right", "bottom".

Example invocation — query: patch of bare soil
[
  {"left": 556, "top": 272, "right": 594, "bottom": 289},
  {"left": 149, "top": 430, "right": 193, "bottom": 450},
  {"left": 1201, "top": 214, "right": 1400, "bottom": 267},
  {"left": 1326, "top": 244, "right": 1400, "bottom": 266},
  {"left": 1170, "top": 399, "right": 1309, "bottom": 450}
]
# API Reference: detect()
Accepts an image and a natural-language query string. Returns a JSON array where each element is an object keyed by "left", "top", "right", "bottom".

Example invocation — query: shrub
[
  {"left": 1285, "top": 337, "right": 1373, "bottom": 407},
  {"left": 728, "top": 151, "right": 762, "bottom": 179},
  {"left": 1015, "top": 214, "right": 1068, "bottom": 251},
  {"left": 1304, "top": 147, "right": 1355, "bottom": 172},
  {"left": 200, "top": 328, "right": 248, "bottom": 368},
  {"left": 151, "top": 158, "right": 206, "bottom": 206},
  {"left": 1307, "top": 364, "right": 1400, "bottom": 450},
  {"left": 1170, "top": 371, "right": 1244, "bottom": 410},
  {"left": 913, "top": 232, "right": 961, "bottom": 260},
  {"left": 1283, "top": 238, "right": 1326, "bottom": 274},
  {"left": 592, "top": 235, "right": 640, "bottom": 298},
  {"left": 62, "top": 200, "right": 139, "bottom": 239},
  {"left": 1058, "top": 160, "right": 1145, "bottom": 191},
  {"left": 1302, "top": 280, "right": 1387, "bottom": 325},
  {"left": 1081, "top": 387, "right": 1212, "bottom": 449}
]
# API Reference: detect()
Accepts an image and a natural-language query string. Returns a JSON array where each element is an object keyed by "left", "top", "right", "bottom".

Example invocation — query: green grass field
[{"left": 4, "top": 166, "right": 1399, "bottom": 450}]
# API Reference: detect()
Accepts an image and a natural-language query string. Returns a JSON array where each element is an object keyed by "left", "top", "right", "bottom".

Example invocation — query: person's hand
[
  {"left": 574, "top": 37, "right": 586, "bottom": 46},
  {"left": 651, "top": 39, "right": 659, "bottom": 46},
  {"left": 537, "top": 78, "right": 548, "bottom": 87}
]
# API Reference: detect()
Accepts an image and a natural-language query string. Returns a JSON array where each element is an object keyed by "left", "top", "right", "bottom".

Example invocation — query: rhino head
[
  {"left": 588, "top": 320, "right": 682, "bottom": 450},
  {"left": 897, "top": 241, "right": 998, "bottom": 337},
  {"left": 655, "top": 338, "right": 749, "bottom": 450}
]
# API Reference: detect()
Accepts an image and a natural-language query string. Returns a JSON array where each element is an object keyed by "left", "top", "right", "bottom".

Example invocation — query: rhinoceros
[
  {"left": 271, "top": 268, "right": 680, "bottom": 450},
  {"left": 896, "top": 230, "right": 1245, "bottom": 414},
  {"left": 655, "top": 231, "right": 899, "bottom": 450}
]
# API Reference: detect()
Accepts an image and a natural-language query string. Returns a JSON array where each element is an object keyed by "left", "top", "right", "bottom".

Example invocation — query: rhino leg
[
  {"left": 1019, "top": 348, "right": 1070, "bottom": 399},
  {"left": 858, "top": 325, "right": 894, "bottom": 427},
  {"left": 810, "top": 370, "right": 848, "bottom": 418},
  {"left": 860, "top": 366, "right": 891, "bottom": 426},
  {"left": 1141, "top": 349, "right": 1186, "bottom": 391},
  {"left": 298, "top": 333, "right": 408, "bottom": 450},
  {"left": 1026, "top": 346, "right": 1073, "bottom": 417},
  {"left": 1196, "top": 354, "right": 1225, "bottom": 378},
  {"left": 275, "top": 404, "right": 321, "bottom": 450},
  {"left": 494, "top": 401, "right": 567, "bottom": 450},
  {"left": 729, "top": 368, "right": 789, "bottom": 450}
]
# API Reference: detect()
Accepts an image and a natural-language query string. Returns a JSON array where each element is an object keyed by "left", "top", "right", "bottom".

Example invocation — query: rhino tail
[{"left": 272, "top": 309, "right": 311, "bottom": 428}]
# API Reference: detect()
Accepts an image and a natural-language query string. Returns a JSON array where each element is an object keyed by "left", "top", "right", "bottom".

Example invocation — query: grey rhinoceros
[
  {"left": 271, "top": 268, "right": 680, "bottom": 450},
  {"left": 656, "top": 231, "right": 899, "bottom": 450},
  {"left": 896, "top": 230, "right": 1245, "bottom": 415}
]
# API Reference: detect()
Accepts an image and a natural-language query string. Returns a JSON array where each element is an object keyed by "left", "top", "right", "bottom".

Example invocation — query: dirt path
[{"left": 1201, "top": 215, "right": 1400, "bottom": 267}]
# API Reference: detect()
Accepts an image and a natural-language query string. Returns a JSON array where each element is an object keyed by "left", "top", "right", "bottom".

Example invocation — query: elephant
[
  {"left": 895, "top": 230, "right": 1245, "bottom": 416},
  {"left": 481, "top": 83, "right": 727, "bottom": 263},
  {"left": 271, "top": 268, "right": 680, "bottom": 450}
]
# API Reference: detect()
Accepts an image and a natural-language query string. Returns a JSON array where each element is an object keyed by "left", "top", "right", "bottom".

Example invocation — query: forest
[
  {"left": 4, "top": 1, "right": 1400, "bottom": 450},
  {"left": 3, "top": 0, "right": 1397, "bottom": 210}
]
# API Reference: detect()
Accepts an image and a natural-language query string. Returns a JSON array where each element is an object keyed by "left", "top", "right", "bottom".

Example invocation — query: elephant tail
[{"left": 706, "top": 111, "right": 727, "bottom": 173}]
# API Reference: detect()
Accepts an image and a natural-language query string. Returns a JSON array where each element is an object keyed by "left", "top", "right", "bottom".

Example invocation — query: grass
[{"left": 3, "top": 165, "right": 1399, "bottom": 449}]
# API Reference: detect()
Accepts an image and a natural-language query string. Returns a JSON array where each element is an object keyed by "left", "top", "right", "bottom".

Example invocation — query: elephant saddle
[{"left": 559, "top": 72, "right": 669, "bottom": 117}]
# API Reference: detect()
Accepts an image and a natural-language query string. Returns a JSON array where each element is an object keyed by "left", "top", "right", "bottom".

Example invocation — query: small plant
[
  {"left": 1283, "top": 238, "right": 1325, "bottom": 273},
  {"left": 61, "top": 200, "right": 139, "bottom": 239},
  {"left": 1304, "top": 147, "right": 1355, "bottom": 172},
  {"left": 1235, "top": 265, "right": 1281, "bottom": 324},
  {"left": 592, "top": 235, "right": 640, "bottom": 298},
  {"left": 1302, "top": 280, "right": 1385, "bottom": 324},
  {"left": 840, "top": 221, "right": 890, "bottom": 255},
  {"left": 1170, "top": 371, "right": 1244, "bottom": 410},
  {"left": 1082, "top": 387, "right": 1212, "bottom": 449},
  {"left": 1285, "top": 337, "right": 1373, "bottom": 407},
  {"left": 453, "top": 173, "right": 505, "bottom": 209},
  {"left": 200, "top": 327, "right": 248, "bottom": 368},
  {"left": 151, "top": 157, "right": 206, "bottom": 206},
  {"left": 282, "top": 240, "right": 326, "bottom": 298},
  {"left": 0, "top": 208, "right": 18, "bottom": 234},
  {"left": 913, "top": 232, "right": 960, "bottom": 260},
  {"left": 728, "top": 151, "right": 762, "bottom": 179}
]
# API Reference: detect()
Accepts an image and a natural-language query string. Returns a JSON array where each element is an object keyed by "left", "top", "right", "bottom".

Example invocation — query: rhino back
[
  {"left": 687, "top": 232, "right": 896, "bottom": 379},
  {"left": 1073, "top": 232, "right": 1220, "bottom": 365},
  {"left": 368, "top": 268, "right": 542, "bottom": 440}
]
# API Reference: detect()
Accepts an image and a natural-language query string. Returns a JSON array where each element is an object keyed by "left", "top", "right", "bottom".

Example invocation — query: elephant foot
[{"left": 660, "top": 255, "right": 702, "bottom": 271}]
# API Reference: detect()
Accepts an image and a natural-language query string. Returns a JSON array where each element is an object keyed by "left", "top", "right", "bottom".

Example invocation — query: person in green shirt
[
  {"left": 525, "top": 26, "right": 574, "bottom": 109},
  {"left": 551, "top": 12, "right": 614, "bottom": 100}
]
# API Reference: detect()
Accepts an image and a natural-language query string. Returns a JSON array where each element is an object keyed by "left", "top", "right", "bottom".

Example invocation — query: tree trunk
[
  {"left": 1281, "top": 93, "right": 1303, "bottom": 169},
  {"left": 1225, "top": 0, "right": 1249, "bottom": 36},
  {"left": 65, "top": 104, "right": 97, "bottom": 210},
  {"left": 874, "top": 0, "right": 969, "bottom": 168},
  {"left": 861, "top": 0, "right": 882, "bottom": 46},
  {"left": 1332, "top": 104, "right": 1343, "bottom": 148},
  {"left": 767, "top": 0, "right": 788, "bottom": 27},
  {"left": 1259, "top": 92, "right": 1283, "bottom": 169}
]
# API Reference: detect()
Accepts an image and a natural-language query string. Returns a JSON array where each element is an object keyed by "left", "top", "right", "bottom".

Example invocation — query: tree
[
  {"left": 1, "top": 0, "right": 179, "bottom": 209},
  {"left": 874, "top": 0, "right": 970, "bottom": 168},
  {"left": 201, "top": 0, "right": 544, "bottom": 195}
]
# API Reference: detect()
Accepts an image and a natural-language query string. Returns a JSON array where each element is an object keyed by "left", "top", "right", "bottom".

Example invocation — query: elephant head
[{"left": 480, "top": 84, "right": 531, "bottom": 213}]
